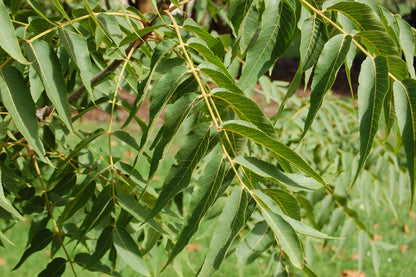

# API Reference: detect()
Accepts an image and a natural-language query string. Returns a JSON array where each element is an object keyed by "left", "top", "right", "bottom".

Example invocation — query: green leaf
[
  {"left": 183, "top": 18, "right": 225, "bottom": 58},
  {"left": 211, "top": 89, "right": 277, "bottom": 138},
  {"left": 236, "top": 221, "right": 274, "bottom": 264},
  {"left": 86, "top": 226, "right": 113, "bottom": 267},
  {"left": 393, "top": 78, "right": 416, "bottom": 206},
  {"left": 60, "top": 128, "right": 105, "bottom": 166},
  {"left": 187, "top": 38, "right": 232, "bottom": 79},
  {"left": 253, "top": 190, "right": 335, "bottom": 239},
  {"left": 113, "top": 227, "right": 150, "bottom": 276},
  {"left": 198, "top": 187, "right": 248, "bottom": 277},
  {"left": 261, "top": 209, "right": 303, "bottom": 268},
  {"left": 302, "top": 34, "right": 352, "bottom": 137},
  {"left": 166, "top": 156, "right": 226, "bottom": 267},
  {"left": 25, "top": 41, "right": 73, "bottom": 132},
  {"left": 0, "top": 66, "right": 45, "bottom": 158},
  {"left": 199, "top": 63, "right": 242, "bottom": 93},
  {"left": 327, "top": 1, "right": 384, "bottom": 31},
  {"left": 38, "top": 257, "right": 66, "bottom": 277},
  {"left": 0, "top": 0, "right": 27, "bottom": 64},
  {"left": 235, "top": 0, "right": 260, "bottom": 53},
  {"left": 304, "top": 0, "right": 324, "bottom": 9},
  {"left": 234, "top": 156, "right": 322, "bottom": 192},
  {"left": 123, "top": 40, "right": 177, "bottom": 128},
  {"left": 355, "top": 30, "right": 399, "bottom": 56},
  {"left": 147, "top": 123, "right": 212, "bottom": 219},
  {"left": 58, "top": 26, "right": 93, "bottom": 97},
  {"left": 73, "top": 185, "right": 113, "bottom": 241},
  {"left": 142, "top": 66, "right": 189, "bottom": 146},
  {"left": 13, "top": 228, "right": 55, "bottom": 270},
  {"left": 353, "top": 56, "right": 389, "bottom": 185},
  {"left": 117, "top": 194, "right": 167, "bottom": 235},
  {"left": 260, "top": 189, "right": 301, "bottom": 221},
  {"left": 149, "top": 93, "right": 200, "bottom": 179},
  {"left": 74, "top": 253, "right": 121, "bottom": 276},
  {"left": 0, "top": 166, "right": 23, "bottom": 220},
  {"left": 229, "top": 0, "right": 254, "bottom": 35},
  {"left": 396, "top": 17, "right": 416, "bottom": 78},
  {"left": 300, "top": 16, "right": 328, "bottom": 71},
  {"left": 386, "top": 55, "right": 409, "bottom": 80},
  {"left": 97, "top": 14, "right": 123, "bottom": 46},
  {"left": 274, "top": 66, "right": 302, "bottom": 119},
  {"left": 59, "top": 179, "right": 96, "bottom": 223},
  {"left": 239, "top": 0, "right": 296, "bottom": 90},
  {"left": 222, "top": 120, "right": 324, "bottom": 184},
  {"left": 113, "top": 130, "right": 140, "bottom": 151}
]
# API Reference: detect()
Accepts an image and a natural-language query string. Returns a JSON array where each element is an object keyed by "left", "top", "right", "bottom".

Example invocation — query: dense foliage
[{"left": 0, "top": 0, "right": 415, "bottom": 276}]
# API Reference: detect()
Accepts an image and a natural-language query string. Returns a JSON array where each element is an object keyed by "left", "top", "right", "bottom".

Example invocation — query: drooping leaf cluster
[{"left": 0, "top": 0, "right": 415, "bottom": 276}]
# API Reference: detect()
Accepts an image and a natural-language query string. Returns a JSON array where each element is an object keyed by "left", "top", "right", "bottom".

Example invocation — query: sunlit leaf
[
  {"left": 234, "top": 156, "right": 323, "bottom": 192},
  {"left": 211, "top": 89, "right": 277, "bottom": 138},
  {"left": 113, "top": 227, "right": 150, "bottom": 276},
  {"left": 0, "top": 0, "right": 27, "bottom": 64},
  {"left": 353, "top": 56, "right": 389, "bottom": 185},
  {"left": 222, "top": 120, "right": 324, "bottom": 184},
  {"left": 166, "top": 155, "right": 226, "bottom": 268},
  {"left": 236, "top": 221, "right": 274, "bottom": 264},
  {"left": 0, "top": 66, "right": 45, "bottom": 159},
  {"left": 393, "top": 78, "right": 416, "bottom": 206},
  {"left": 59, "top": 26, "right": 93, "bottom": 97},
  {"left": 302, "top": 34, "right": 352, "bottom": 137},
  {"left": 239, "top": 0, "right": 296, "bottom": 90},
  {"left": 25, "top": 41, "right": 73, "bottom": 132},
  {"left": 198, "top": 187, "right": 248, "bottom": 277},
  {"left": 327, "top": 1, "right": 384, "bottom": 31},
  {"left": 262, "top": 209, "right": 303, "bottom": 268},
  {"left": 147, "top": 123, "right": 212, "bottom": 219}
]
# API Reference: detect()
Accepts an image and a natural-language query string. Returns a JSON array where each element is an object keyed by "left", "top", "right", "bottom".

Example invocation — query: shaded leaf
[
  {"left": 59, "top": 179, "right": 96, "bottom": 223},
  {"left": 38, "top": 257, "right": 66, "bottom": 277},
  {"left": 74, "top": 253, "right": 121, "bottom": 276},
  {"left": 117, "top": 194, "right": 167, "bottom": 235},
  {"left": 73, "top": 185, "right": 113, "bottom": 241},
  {"left": 86, "top": 226, "right": 113, "bottom": 267},
  {"left": 235, "top": 0, "right": 260, "bottom": 53},
  {"left": 113, "top": 130, "right": 140, "bottom": 151},
  {"left": 149, "top": 93, "right": 200, "bottom": 178},
  {"left": 13, "top": 228, "right": 54, "bottom": 270}
]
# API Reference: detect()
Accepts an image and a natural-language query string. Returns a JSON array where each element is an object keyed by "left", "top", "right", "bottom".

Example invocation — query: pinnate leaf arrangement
[{"left": 0, "top": 0, "right": 415, "bottom": 276}]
